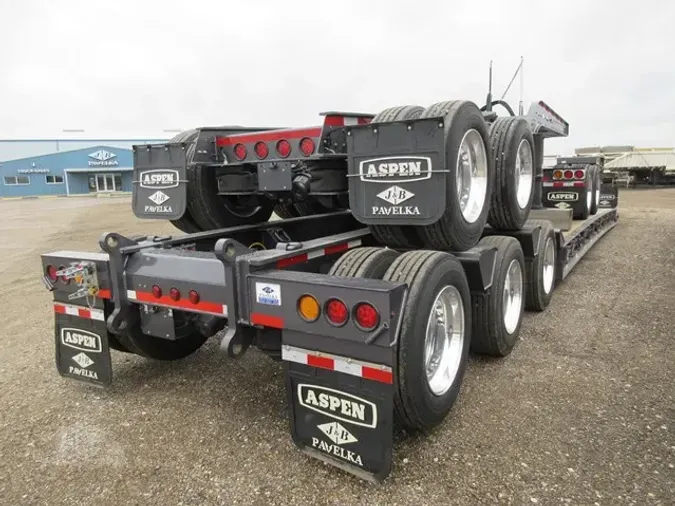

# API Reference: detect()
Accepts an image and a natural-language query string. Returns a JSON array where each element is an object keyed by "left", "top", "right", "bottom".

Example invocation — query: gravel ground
[{"left": 0, "top": 190, "right": 673, "bottom": 505}]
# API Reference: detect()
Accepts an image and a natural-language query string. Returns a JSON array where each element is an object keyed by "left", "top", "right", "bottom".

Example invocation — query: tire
[
  {"left": 167, "top": 130, "right": 203, "bottom": 234},
  {"left": 122, "top": 311, "right": 210, "bottom": 361},
  {"left": 487, "top": 117, "right": 535, "bottom": 230},
  {"left": 573, "top": 165, "right": 592, "bottom": 220},
  {"left": 524, "top": 219, "right": 556, "bottom": 311},
  {"left": 382, "top": 250, "right": 472, "bottom": 431},
  {"left": 327, "top": 247, "right": 400, "bottom": 278},
  {"left": 590, "top": 167, "right": 599, "bottom": 215},
  {"left": 274, "top": 202, "right": 300, "bottom": 219},
  {"left": 470, "top": 235, "right": 525, "bottom": 357},
  {"left": 417, "top": 101, "right": 494, "bottom": 251},
  {"left": 186, "top": 154, "right": 276, "bottom": 231},
  {"left": 368, "top": 105, "right": 426, "bottom": 248}
]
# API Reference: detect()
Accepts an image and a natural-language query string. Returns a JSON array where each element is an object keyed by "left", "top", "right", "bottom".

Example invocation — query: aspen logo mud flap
[
  {"left": 54, "top": 308, "right": 112, "bottom": 387},
  {"left": 345, "top": 118, "right": 448, "bottom": 227},
  {"left": 598, "top": 184, "right": 619, "bottom": 208},
  {"left": 132, "top": 143, "right": 189, "bottom": 220}
]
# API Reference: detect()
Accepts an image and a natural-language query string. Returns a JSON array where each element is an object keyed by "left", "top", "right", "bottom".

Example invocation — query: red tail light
[
  {"left": 564, "top": 170, "right": 574, "bottom": 179},
  {"left": 169, "top": 288, "right": 180, "bottom": 301},
  {"left": 325, "top": 298, "right": 348, "bottom": 326},
  {"left": 574, "top": 170, "right": 585, "bottom": 179},
  {"left": 59, "top": 265, "right": 70, "bottom": 284},
  {"left": 233, "top": 144, "right": 247, "bottom": 160},
  {"left": 354, "top": 302, "right": 379, "bottom": 331},
  {"left": 46, "top": 264, "right": 58, "bottom": 282},
  {"left": 254, "top": 141, "right": 269, "bottom": 159},
  {"left": 300, "top": 137, "right": 315, "bottom": 156},
  {"left": 152, "top": 285, "right": 162, "bottom": 298},
  {"left": 189, "top": 290, "right": 200, "bottom": 304},
  {"left": 276, "top": 139, "right": 291, "bottom": 158}
]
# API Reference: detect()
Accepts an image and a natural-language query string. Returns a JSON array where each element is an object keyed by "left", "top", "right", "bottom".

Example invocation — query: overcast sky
[{"left": 1, "top": 0, "right": 673, "bottom": 155}]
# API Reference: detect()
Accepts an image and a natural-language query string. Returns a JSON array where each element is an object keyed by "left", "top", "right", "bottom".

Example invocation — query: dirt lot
[{"left": 0, "top": 190, "right": 673, "bottom": 505}]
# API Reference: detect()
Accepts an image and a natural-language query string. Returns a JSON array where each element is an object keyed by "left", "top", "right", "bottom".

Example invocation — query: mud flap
[
  {"left": 285, "top": 353, "right": 394, "bottom": 483},
  {"left": 543, "top": 188, "right": 580, "bottom": 210},
  {"left": 598, "top": 183, "right": 618, "bottom": 208},
  {"left": 54, "top": 309, "right": 112, "bottom": 387},
  {"left": 132, "top": 142, "right": 189, "bottom": 220}
]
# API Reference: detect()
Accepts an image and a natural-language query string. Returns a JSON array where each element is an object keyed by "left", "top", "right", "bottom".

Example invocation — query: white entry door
[{"left": 95, "top": 173, "right": 120, "bottom": 192}]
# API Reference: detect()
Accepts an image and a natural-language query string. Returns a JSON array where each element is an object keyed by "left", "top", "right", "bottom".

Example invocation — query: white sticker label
[{"left": 255, "top": 282, "right": 281, "bottom": 306}]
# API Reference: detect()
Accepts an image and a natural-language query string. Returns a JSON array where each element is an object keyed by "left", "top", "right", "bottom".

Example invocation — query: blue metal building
[{"left": 0, "top": 138, "right": 168, "bottom": 198}]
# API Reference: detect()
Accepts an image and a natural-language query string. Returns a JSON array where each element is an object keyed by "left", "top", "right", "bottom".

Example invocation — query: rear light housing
[
  {"left": 564, "top": 170, "right": 574, "bottom": 179},
  {"left": 276, "top": 139, "right": 291, "bottom": 158},
  {"left": 58, "top": 265, "right": 70, "bottom": 284},
  {"left": 325, "top": 298, "right": 349, "bottom": 327},
  {"left": 299, "top": 137, "right": 315, "bottom": 156},
  {"left": 354, "top": 302, "right": 379, "bottom": 331},
  {"left": 574, "top": 170, "right": 585, "bottom": 179},
  {"left": 553, "top": 170, "right": 563, "bottom": 180},
  {"left": 188, "top": 290, "right": 200, "bottom": 304},
  {"left": 233, "top": 144, "right": 247, "bottom": 161},
  {"left": 152, "top": 285, "right": 162, "bottom": 298},
  {"left": 169, "top": 288, "right": 180, "bottom": 301},
  {"left": 46, "top": 264, "right": 58, "bottom": 282},
  {"left": 254, "top": 141, "right": 268, "bottom": 159}
]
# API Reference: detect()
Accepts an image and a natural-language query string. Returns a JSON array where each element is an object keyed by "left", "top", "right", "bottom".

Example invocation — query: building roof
[{"left": 605, "top": 150, "right": 675, "bottom": 172}]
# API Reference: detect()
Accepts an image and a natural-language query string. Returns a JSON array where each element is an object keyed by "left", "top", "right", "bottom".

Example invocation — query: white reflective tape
[
  {"left": 127, "top": 290, "right": 137, "bottom": 300},
  {"left": 282, "top": 346, "right": 309, "bottom": 365},
  {"left": 347, "top": 239, "right": 362, "bottom": 249},
  {"left": 55, "top": 303, "right": 104, "bottom": 321},
  {"left": 65, "top": 306, "right": 80, "bottom": 317},
  {"left": 307, "top": 249, "right": 325, "bottom": 260},
  {"left": 343, "top": 117, "right": 358, "bottom": 126},
  {"left": 281, "top": 344, "right": 392, "bottom": 378}
]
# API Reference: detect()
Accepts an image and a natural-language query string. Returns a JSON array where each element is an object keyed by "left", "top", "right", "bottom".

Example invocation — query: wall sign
[
  {"left": 88, "top": 150, "right": 119, "bottom": 167},
  {"left": 18, "top": 168, "right": 50, "bottom": 174}
]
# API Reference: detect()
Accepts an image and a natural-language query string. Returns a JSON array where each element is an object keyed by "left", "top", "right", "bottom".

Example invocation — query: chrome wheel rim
[
  {"left": 515, "top": 139, "right": 534, "bottom": 209},
  {"left": 424, "top": 285, "right": 465, "bottom": 396},
  {"left": 542, "top": 237, "right": 555, "bottom": 294},
  {"left": 502, "top": 259, "right": 523, "bottom": 334},
  {"left": 456, "top": 129, "right": 488, "bottom": 224}
]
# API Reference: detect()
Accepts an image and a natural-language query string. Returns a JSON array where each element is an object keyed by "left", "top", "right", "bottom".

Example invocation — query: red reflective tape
[
  {"left": 574, "top": 182, "right": 585, "bottom": 188},
  {"left": 357, "top": 117, "right": 371, "bottom": 125},
  {"left": 133, "top": 290, "right": 225, "bottom": 314},
  {"left": 307, "top": 354, "right": 335, "bottom": 370},
  {"left": 276, "top": 253, "right": 308, "bottom": 269},
  {"left": 323, "top": 116, "right": 344, "bottom": 127},
  {"left": 54, "top": 304, "right": 66, "bottom": 314},
  {"left": 324, "top": 242, "right": 349, "bottom": 256},
  {"left": 250, "top": 312, "right": 284, "bottom": 329},
  {"left": 78, "top": 308, "right": 91, "bottom": 319},
  {"left": 217, "top": 127, "right": 322, "bottom": 147},
  {"left": 552, "top": 182, "right": 564, "bottom": 188},
  {"left": 362, "top": 366, "right": 394, "bottom": 384},
  {"left": 98, "top": 289, "right": 111, "bottom": 299}
]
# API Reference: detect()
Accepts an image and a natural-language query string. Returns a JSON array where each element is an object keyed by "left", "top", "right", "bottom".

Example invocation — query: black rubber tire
[
  {"left": 524, "top": 219, "right": 556, "bottom": 311},
  {"left": 122, "top": 311, "right": 209, "bottom": 361},
  {"left": 573, "top": 165, "right": 592, "bottom": 220},
  {"left": 470, "top": 235, "right": 525, "bottom": 357},
  {"left": 274, "top": 202, "right": 300, "bottom": 219},
  {"left": 417, "top": 101, "right": 494, "bottom": 251},
  {"left": 186, "top": 155, "right": 276, "bottom": 231},
  {"left": 382, "top": 250, "right": 472, "bottom": 431},
  {"left": 590, "top": 167, "right": 599, "bottom": 215},
  {"left": 368, "top": 105, "right": 426, "bottom": 248},
  {"left": 167, "top": 130, "right": 203, "bottom": 234},
  {"left": 327, "top": 247, "right": 400, "bottom": 279},
  {"left": 487, "top": 117, "right": 535, "bottom": 230}
]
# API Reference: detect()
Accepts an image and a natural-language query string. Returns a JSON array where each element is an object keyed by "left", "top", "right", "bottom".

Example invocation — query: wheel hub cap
[
  {"left": 542, "top": 237, "right": 555, "bottom": 294},
  {"left": 503, "top": 259, "right": 523, "bottom": 334},
  {"left": 515, "top": 139, "right": 534, "bottom": 209},
  {"left": 424, "top": 285, "right": 465, "bottom": 396},
  {"left": 456, "top": 129, "right": 488, "bottom": 224}
]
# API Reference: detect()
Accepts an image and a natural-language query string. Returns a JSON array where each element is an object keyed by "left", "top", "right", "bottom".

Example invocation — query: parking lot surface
[{"left": 0, "top": 190, "right": 673, "bottom": 505}]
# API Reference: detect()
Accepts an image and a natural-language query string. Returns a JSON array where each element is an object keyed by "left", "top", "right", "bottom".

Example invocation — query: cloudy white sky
[{"left": 1, "top": 0, "right": 673, "bottom": 155}]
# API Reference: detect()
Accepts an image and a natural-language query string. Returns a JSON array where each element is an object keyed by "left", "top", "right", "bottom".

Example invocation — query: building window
[
  {"left": 46, "top": 175, "right": 64, "bottom": 184},
  {"left": 4, "top": 176, "right": 30, "bottom": 185}
]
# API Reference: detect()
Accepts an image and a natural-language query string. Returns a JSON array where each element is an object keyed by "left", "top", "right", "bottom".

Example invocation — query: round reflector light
[
  {"left": 46, "top": 264, "right": 58, "bottom": 282},
  {"left": 152, "top": 285, "right": 162, "bottom": 298},
  {"left": 299, "top": 137, "right": 315, "bottom": 156},
  {"left": 276, "top": 140, "right": 291, "bottom": 158},
  {"left": 297, "top": 294, "right": 320, "bottom": 322},
  {"left": 254, "top": 141, "right": 269, "bottom": 159},
  {"left": 325, "top": 298, "right": 348, "bottom": 326},
  {"left": 574, "top": 170, "right": 585, "bottom": 179},
  {"left": 58, "top": 265, "right": 70, "bottom": 284},
  {"left": 564, "top": 170, "right": 574, "bottom": 179},
  {"left": 354, "top": 302, "right": 379, "bottom": 331},
  {"left": 233, "top": 144, "right": 247, "bottom": 160},
  {"left": 553, "top": 170, "right": 563, "bottom": 180},
  {"left": 169, "top": 288, "right": 181, "bottom": 301},
  {"left": 189, "top": 290, "right": 200, "bottom": 304}
]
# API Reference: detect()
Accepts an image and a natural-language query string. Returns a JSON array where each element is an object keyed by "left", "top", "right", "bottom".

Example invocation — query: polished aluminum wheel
[
  {"left": 542, "top": 237, "right": 556, "bottom": 294},
  {"left": 424, "top": 285, "right": 465, "bottom": 396},
  {"left": 515, "top": 139, "right": 534, "bottom": 209},
  {"left": 502, "top": 259, "right": 523, "bottom": 334},
  {"left": 456, "top": 129, "right": 488, "bottom": 223}
]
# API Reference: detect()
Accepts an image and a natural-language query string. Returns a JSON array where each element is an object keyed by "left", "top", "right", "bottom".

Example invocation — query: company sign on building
[{"left": 88, "top": 150, "right": 119, "bottom": 167}]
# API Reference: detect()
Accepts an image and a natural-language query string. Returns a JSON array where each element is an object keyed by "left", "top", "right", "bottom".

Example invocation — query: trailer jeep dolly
[{"left": 40, "top": 92, "right": 618, "bottom": 482}]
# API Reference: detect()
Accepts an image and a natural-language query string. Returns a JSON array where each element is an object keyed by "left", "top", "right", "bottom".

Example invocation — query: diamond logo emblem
[
  {"left": 72, "top": 352, "right": 94, "bottom": 369},
  {"left": 376, "top": 185, "right": 414, "bottom": 205},
  {"left": 317, "top": 421, "right": 358, "bottom": 446},
  {"left": 148, "top": 191, "right": 170, "bottom": 205}
]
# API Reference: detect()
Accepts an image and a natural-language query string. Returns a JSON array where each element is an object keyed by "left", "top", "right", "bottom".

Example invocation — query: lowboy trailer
[{"left": 41, "top": 93, "right": 618, "bottom": 482}]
